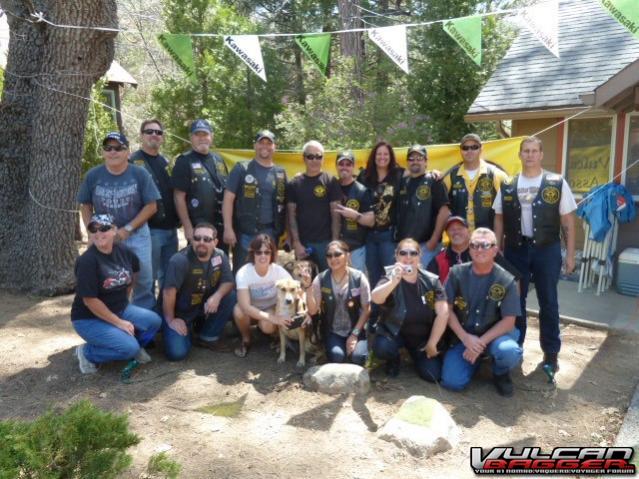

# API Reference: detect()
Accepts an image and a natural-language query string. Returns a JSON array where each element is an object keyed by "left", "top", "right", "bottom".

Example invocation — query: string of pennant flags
[{"left": 156, "top": 0, "right": 638, "bottom": 82}]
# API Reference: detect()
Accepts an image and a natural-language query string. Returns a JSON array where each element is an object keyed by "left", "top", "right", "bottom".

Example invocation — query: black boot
[
  {"left": 385, "top": 357, "right": 400, "bottom": 378},
  {"left": 543, "top": 353, "right": 559, "bottom": 372},
  {"left": 493, "top": 372, "right": 514, "bottom": 397}
]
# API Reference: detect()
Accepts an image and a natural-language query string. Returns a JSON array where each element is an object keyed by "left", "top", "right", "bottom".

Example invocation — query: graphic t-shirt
[
  {"left": 77, "top": 164, "right": 161, "bottom": 227},
  {"left": 235, "top": 263, "right": 292, "bottom": 311},
  {"left": 71, "top": 243, "right": 140, "bottom": 320}
]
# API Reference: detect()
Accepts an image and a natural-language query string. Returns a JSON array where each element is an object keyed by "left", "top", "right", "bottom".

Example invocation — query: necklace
[{"left": 331, "top": 270, "right": 348, "bottom": 284}]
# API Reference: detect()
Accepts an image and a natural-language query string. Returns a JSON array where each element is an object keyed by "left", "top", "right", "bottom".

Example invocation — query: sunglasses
[
  {"left": 193, "top": 235, "right": 214, "bottom": 243},
  {"left": 469, "top": 241, "right": 496, "bottom": 250},
  {"left": 398, "top": 249, "right": 419, "bottom": 257},
  {"left": 88, "top": 224, "right": 113, "bottom": 233},
  {"left": 461, "top": 144, "right": 481, "bottom": 151},
  {"left": 304, "top": 154, "right": 323, "bottom": 161},
  {"left": 407, "top": 156, "right": 425, "bottom": 162},
  {"left": 142, "top": 129, "right": 163, "bottom": 136},
  {"left": 254, "top": 250, "right": 271, "bottom": 256},
  {"left": 326, "top": 251, "right": 344, "bottom": 259},
  {"left": 103, "top": 145, "right": 127, "bottom": 152}
]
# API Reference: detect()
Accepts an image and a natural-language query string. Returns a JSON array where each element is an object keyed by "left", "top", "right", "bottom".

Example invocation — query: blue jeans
[
  {"left": 420, "top": 241, "right": 440, "bottom": 270},
  {"left": 349, "top": 246, "right": 366, "bottom": 273},
  {"left": 365, "top": 229, "right": 396, "bottom": 289},
  {"left": 325, "top": 332, "right": 368, "bottom": 366},
  {"left": 150, "top": 228, "right": 178, "bottom": 292},
  {"left": 72, "top": 304, "right": 162, "bottom": 364},
  {"left": 505, "top": 240, "right": 562, "bottom": 354},
  {"left": 441, "top": 330, "right": 522, "bottom": 391},
  {"left": 233, "top": 229, "right": 276, "bottom": 274},
  {"left": 162, "top": 291, "right": 236, "bottom": 361},
  {"left": 123, "top": 224, "right": 155, "bottom": 310},
  {"left": 373, "top": 333, "right": 442, "bottom": 382}
]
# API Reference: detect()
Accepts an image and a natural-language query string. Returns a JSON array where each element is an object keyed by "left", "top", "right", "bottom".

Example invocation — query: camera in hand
[{"left": 287, "top": 314, "right": 305, "bottom": 330}]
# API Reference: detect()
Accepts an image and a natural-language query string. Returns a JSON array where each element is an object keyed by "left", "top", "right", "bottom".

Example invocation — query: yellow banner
[{"left": 215, "top": 136, "right": 525, "bottom": 177}]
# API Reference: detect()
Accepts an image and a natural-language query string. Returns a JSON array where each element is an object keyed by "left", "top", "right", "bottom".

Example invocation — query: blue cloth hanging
[{"left": 577, "top": 183, "right": 636, "bottom": 242}]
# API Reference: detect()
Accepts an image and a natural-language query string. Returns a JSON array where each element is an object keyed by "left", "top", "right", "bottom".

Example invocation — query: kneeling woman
[
  {"left": 233, "top": 234, "right": 293, "bottom": 357},
  {"left": 71, "top": 214, "right": 162, "bottom": 374},
  {"left": 371, "top": 238, "right": 448, "bottom": 381},
  {"left": 307, "top": 241, "right": 371, "bottom": 365}
]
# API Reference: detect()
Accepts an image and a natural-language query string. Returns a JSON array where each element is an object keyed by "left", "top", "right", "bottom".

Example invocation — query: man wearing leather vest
[
  {"left": 441, "top": 228, "right": 522, "bottom": 397},
  {"left": 396, "top": 144, "right": 450, "bottom": 268},
  {"left": 222, "top": 130, "right": 287, "bottom": 273},
  {"left": 443, "top": 134, "right": 508, "bottom": 231},
  {"left": 129, "top": 120, "right": 179, "bottom": 294},
  {"left": 172, "top": 119, "right": 229, "bottom": 247},
  {"left": 161, "top": 223, "right": 236, "bottom": 361},
  {"left": 332, "top": 150, "right": 375, "bottom": 273},
  {"left": 493, "top": 136, "right": 576, "bottom": 375}
]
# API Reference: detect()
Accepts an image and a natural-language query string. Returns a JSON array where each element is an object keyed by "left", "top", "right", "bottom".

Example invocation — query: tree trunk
[
  {"left": 0, "top": 1, "right": 116, "bottom": 294},
  {"left": 337, "top": 0, "right": 364, "bottom": 104}
]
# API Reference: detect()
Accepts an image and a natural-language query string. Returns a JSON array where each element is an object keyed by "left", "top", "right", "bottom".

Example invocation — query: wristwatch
[
  {"left": 124, "top": 223, "right": 134, "bottom": 234},
  {"left": 351, "top": 327, "right": 361, "bottom": 337}
]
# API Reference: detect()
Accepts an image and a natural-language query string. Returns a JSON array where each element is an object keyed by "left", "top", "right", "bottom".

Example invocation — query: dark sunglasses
[
  {"left": 461, "top": 144, "right": 481, "bottom": 151},
  {"left": 193, "top": 235, "right": 214, "bottom": 243},
  {"left": 398, "top": 249, "right": 419, "bottom": 257},
  {"left": 88, "top": 224, "right": 113, "bottom": 233},
  {"left": 326, "top": 251, "right": 344, "bottom": 259},
  {"left": 470, "top": 241, "right": 495, "bottom": 250},
  {"left": 254, "top": 250, "right": 271, "bottom": 256},
  {"left": 407, "top": 156, "right": 425, "bottom": 162},
  {"left": 304, "top": 154, "right": 323, "bottom": 161},
  {"left": 142, "top": 129, "right": 163, "bottom": 136},
  {"left": 103, "top": 145, "right": 127, "bottom": 152}
]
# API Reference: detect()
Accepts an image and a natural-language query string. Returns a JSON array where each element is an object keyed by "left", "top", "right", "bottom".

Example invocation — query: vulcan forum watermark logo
[{"left": 471, "top": 447, "right": 636, "bottom": 475}]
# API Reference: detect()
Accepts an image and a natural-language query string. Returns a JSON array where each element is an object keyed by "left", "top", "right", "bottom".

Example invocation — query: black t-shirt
[
  {"left": 130, "top": 150, "right": 179, "bottom": 229},
  {"left": 287, "top": 172, "right": 341, "bottom": 244},
  {"left": 398, "top": 279, "right": 446, "bottom": 349},
  {"left": 357, "top": 167, "right": 403, "bottom": 231},
  {"left": 71, "top": 244, "right": 140, "bottom": 320},
  {"left": 340, "top": 182, "right": 373, "bottom": 212}
]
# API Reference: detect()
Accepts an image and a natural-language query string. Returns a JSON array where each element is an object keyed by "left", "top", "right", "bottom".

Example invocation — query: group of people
[{"left": 71, "top": 119, "right": 577, "bottom": 398}]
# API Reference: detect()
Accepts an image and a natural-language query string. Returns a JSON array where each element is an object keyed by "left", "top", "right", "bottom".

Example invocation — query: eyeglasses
[
  {"left": 193, "top": 235, "right": 214, "bottom": 243},
  {"left": 407, "top": 156, "right": 425, "bottom": 162},
  {"left": 304, "top": 154, "right": 323, "bottom": 161},
  {"left": 326, "top": 251, "right": 344, "bottom": 259},
  {"left": 461, "top": 144, "right": 481, "bottom": 151},
  {"left": 254, "top": 250, "right": 271, "bottom": 256},
  {"left": 142, "top": 129, "right": 163, "bottom": 136},
  {"left": 398, "top": 249, "right": 419, "bottom": 257},
  {"left": 88, "top": 224, "right": 113, "bottom": 233},
  {"left": 103, "top": 145, "right": 127, "bottom": 152},
  {"left": 469, "top": 241, "right": 496, "bottom": 250}
]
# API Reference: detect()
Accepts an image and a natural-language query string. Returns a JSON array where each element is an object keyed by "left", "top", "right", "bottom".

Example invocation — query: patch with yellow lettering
[
  {"left": 345, "top": 199, "right": 360, "bottom": 210},
  {"left": 191, "top": 293, "right": 203, "bottom": 305},
  {"left": 424, "top": 290, "right": 436, "bottom": 309},
  {"left": 488, "top": 283, "right": 506, "bottom": 301},
  {"left": 416, "top": 185, "right": 431, "bottom": 201},
  {"left": 541, "top": 186, "right": 560, "bottom": 204},
  {"left": 211, "top": 270, "right": 221, "bottom": 286},
  {"left": 313, "top": 185, "right": 327, "bottom": 198},
  {"left": 243, "top": 184, "right": 257, "bottom": 199},
  {"left": 453, "top": 295, "right": 467, "bottom": 311},
  {"left": 478, "top": 177, "right": 493, "bottom": 192},
  {"left": 321, "top": 287, "right": 332, "bottom": 295}
]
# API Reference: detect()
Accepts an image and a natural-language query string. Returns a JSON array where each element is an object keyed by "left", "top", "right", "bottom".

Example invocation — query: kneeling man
[
  {"left": 162, "top": 223, "right": 236, "bottom": 360},
  {"left": 441, "top": 227, "right": 522, "bottom": 396}
]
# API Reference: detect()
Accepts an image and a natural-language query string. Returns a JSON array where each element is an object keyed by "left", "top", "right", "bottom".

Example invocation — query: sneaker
[
  {"left": 493, "top": 372, "right": 514, "bottom": 397},
  {"left": 134, "top": 347, "right": 152, "bottom": 364},
  {"left": 76, "top": 344, "right": 97, "bottom": 374}
]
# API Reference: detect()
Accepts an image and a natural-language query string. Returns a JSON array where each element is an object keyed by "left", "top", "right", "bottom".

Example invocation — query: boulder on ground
[
  {"left": 377, "top": 396, "right": 459, "bottom": 458},
  {"left": 303, "top": 363, "right": 370, "bottom": 395}
]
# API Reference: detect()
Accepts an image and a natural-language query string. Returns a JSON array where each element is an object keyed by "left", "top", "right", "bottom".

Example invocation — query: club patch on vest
[
  {"left": 134, "top": 160, "right": 145, "bottom": 167},
  {"left": 424, "top": 290, "right": 435, "bottom": 309},
  {"left": 216, "top": 161, "right": 226, "bottom": 174},
  {"left": 488, "top": 283, "right": 506, "bottom": 301},
  {"left": 191, "top": 162, "right": 204, "bottom": 172},
  {"left": 211, "top": 270, "right": 221, "bottom": 286},
  {"left": 346, "top": 199, "right": 360, "bottom": 210},
  {"left": 243, "top": 184, "right": 256, "bottom": 198},
  {"left": 454, "top": 295, "right": 467, "bottom": 311},
  {"left": 416, "top": 185, "right": 431, "bottom": 201},
  {"left": 321, "top": 287, "right": 332, "bottom": 295},
  {"left": 452, "top": 181, "right": 464, "bottom": 189},
  {"left": 313, "top": 185, "right": 327, "bottom": 198},
  {"left": 245, "top": 174, "right": 255, "bottom": 184},
  {"left": 478, "top": 177, "right": 493, "bottom": 192},
  {"left": 190, "top": 198, "right": 200, "bottom": 208},
  {"left": 191, "top": 293, "right": 203, "bottom": 305},
  {"left": 542, "top": 186, "right": 560, "bottom": 204}
]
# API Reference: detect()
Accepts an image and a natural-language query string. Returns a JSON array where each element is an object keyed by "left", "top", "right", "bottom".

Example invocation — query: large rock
[
  {"left": 377, "top": 396, "right": 460, "bottom": 458},
  {"left": 303, "top": 363, "right": 370, "bottom": 394}
]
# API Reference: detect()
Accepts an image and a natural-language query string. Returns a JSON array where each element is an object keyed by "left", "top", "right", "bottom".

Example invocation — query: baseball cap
[
  {"left": 190, "top": 119, "right": 213, "bottom": 134},
  {"left": 460, "top": 133, "right": 482, "bottom": 146},
  {"left": 102, "top": 131, "right": 129, "bottom": 146},
  {"left": 88, "top": 214, "right": 115, "bottom": 228},
  {"left": 446, "top": 215, "right": 468, "bottom": 230},
  {"left": 336, "top": 149, "right": 355, "bottom": 164},
  {"left": 407, "top": 144, "right": 427, "bottom": 157},
  {"left": 255, "top": 129, "right": 276, "bottom": 143}
]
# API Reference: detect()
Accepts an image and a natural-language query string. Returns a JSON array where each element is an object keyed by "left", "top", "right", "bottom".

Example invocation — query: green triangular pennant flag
[
  {"left": 599, "top": 0, "right": 639, "bottom": 40},
  {"left": 295, "top": 33, "right": 331, "bottom": 76},
  {"left": 158, "top": 33, "right": 196, "bottom": 80},
  {"left": 443, "top": 15, "right": 482, "bottom": 66}
]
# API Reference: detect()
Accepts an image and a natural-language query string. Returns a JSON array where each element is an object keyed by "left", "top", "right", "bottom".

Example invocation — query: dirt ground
[{"left": 1, "top": 290, "right": 638, "bottom": 479}]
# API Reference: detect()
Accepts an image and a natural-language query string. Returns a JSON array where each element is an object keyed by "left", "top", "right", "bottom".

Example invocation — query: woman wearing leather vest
[
  {"left": 306, "top": 241, "right": 371, "bottom": 366},
  {"left": 371, "top": 239, "right": 449, "bottom": 381}
]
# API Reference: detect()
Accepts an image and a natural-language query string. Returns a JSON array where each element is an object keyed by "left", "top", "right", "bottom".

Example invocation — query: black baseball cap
[
  {"left": 255, "top": 129, "right": 276, "bottom": 143},
  {"left": 102, "top": 131, "right": 129, "bottom": 146},
  {"left": 407, "top": 144, "right": 427, "bottom": 157},
  {"left": 191, "top": 119, "right": 213, "bottom": 134},
  {"left": 88, "top": 213, "right": 115, "bottom": 228},
  {"left": 446, "top": 215, "right": 468, "bottom": 230},
  {"left": 336, "top": 150, "right": 355, "bottom": 164}
]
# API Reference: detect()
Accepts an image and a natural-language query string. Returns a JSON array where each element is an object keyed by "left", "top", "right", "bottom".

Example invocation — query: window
[
  {"left": 564, "top": 117, "right": 613, "bottom": 194},
  {"left": 624, "top": 114, "right": 639, "bottom": 199}
]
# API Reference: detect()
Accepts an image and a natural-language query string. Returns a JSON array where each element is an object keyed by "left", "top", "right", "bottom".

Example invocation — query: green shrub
[
  {"left": 147, "top": 452, "right": 181, "bottom": 479},
  {"left": 0, "top": 400, "right": 139, "bottom": 479}
]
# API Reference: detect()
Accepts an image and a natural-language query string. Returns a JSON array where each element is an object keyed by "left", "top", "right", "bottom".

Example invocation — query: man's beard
[{"left": 196, "top": 247, "right": 209, "bottom": 258}]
